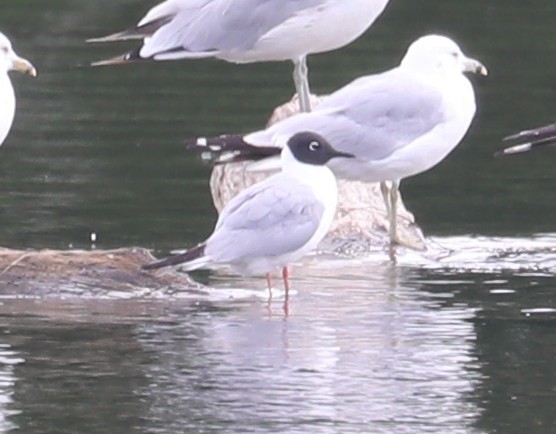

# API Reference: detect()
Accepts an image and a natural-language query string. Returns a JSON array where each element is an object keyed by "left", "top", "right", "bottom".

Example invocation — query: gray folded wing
[
  {"left": 205, "top": 174, "right": 324, "bottom": 263},
  {"left": 246, "top": 69, "right": 446, "bottom": 161},
  {"left": 141, "top": 0, "right": 324, "bottom": 57}
]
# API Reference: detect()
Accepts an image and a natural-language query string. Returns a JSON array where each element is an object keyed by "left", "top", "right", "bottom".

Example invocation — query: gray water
[{"left": 0, "top": 0, "right": 555, "bottom": 433}]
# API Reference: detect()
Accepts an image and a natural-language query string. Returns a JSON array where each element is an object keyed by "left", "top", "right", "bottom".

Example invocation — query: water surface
[{"left": 0, "top": 1, "right": 555, "bottom": 433}]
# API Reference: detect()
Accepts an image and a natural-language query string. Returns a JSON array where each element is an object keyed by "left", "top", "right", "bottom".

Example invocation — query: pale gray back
[
  {"left": 145, "top": 0, "right": 325, "bottom": 54},
  {"left": 205, "top": 173, "right": 325, "bottom": 263}
]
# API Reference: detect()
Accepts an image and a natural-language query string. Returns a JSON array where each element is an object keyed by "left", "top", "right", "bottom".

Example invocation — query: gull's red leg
[
  {"left": 282, "top": 266, "right": 291, "bottom": 315},
  {"left": 266, "top": 273, "right": 273, "bottom": 297}
]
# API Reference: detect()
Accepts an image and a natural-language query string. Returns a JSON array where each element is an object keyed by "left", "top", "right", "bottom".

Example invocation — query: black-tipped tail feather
[
  {"left": 142, "top": 244, "right": 206, "bottom": 270},
  {"left": 186, "top": 135, "right": 280, "bottom": 164}
]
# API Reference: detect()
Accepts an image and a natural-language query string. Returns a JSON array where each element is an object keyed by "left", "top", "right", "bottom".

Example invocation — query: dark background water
[
  {"left": 0, "top": 1, "right": 554, "bottom": 433},
  {"left": 0, "top": 0, "right": 554, "bottom": 251}
]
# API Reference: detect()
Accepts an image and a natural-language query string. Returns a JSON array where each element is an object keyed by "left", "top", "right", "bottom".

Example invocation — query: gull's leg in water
[
  {"left": 383, "top": 180, "right": 427, "bottom": 253},
  {"left": 383, "top": 180, "right": 400, "bottom": 260},
  {"left": 380, "top": 181, "right": 392, "bottom": 219},
  {"left": 282, "top": 266, "right": 291, "bottom": 315},
  {"left": 266, "top": 273, "right": 273, "bottom": 298},
  {"left": 378, "top": 179, "right": 403, "bottom": 255},
  {"left": 388, "top": 180, "right": 400, "bottom": 247},
  {"left": 292, "top": 56, "right": 312, "bottom": 113},
  {"left": 380, "top": 180, "right": 399, "bottom": 247}
]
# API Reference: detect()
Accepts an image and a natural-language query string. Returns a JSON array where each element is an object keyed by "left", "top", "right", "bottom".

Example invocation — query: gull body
[
  {"left": 497, "top": 123, "right": 556, "bottom": 156},
  {"left": 192, "top": 35, "right": 487, "bottom": 248},
  {"left": 0, "top": 32, "right": 37, "bottom": 146},
  {"left": 143, "top": 132, "right": 353, "bottom": 298},
  {"left": 89, "top": 0, "right": 390, "bottom": 112}
]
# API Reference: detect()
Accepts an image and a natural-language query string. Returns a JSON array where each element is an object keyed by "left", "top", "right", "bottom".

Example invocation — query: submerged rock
[{"left": 0, "top": 247, "right": 203, "bottom": 296}]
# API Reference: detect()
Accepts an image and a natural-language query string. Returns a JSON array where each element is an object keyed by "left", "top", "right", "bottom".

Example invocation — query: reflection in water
[
  {"left": 0, "top": 343, "right": 23, "bottom": 433},
  {"left": 4, "top": 319, "right": 154, "bottom": 433},
  {"left": 0, "top": 233, "right": 554, "bottom": 432},
  {"left": 133, "top": 263, "right": 484, "bottom": 434}
]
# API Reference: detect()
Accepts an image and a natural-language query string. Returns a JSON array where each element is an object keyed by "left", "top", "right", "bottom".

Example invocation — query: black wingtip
[
  {"left": 496, "top": 136, "right": 556, "bottom": 157},
  {"left": 185, "top": 135, "right": 281, "bottom": 164},
  {"left": 185, "top": 135, "right": 249, "bottom": 152},
  {"left": 86, "top": 30, "right": 143, "bottom": 44},
  {"left": 503, "top": 123, "right": 556, "bottom": 142},
  {"left": 87, "top": 16, "right": 174, "bottom": 43},
  {"left": 142, "top": 245, "right": 205, "bottom": 271},
  {"left": 90, "top": 46, "right": 144, "bottom": 67},
  {"left": 494, "top": 143, "right": 533, "bottom": 157}
]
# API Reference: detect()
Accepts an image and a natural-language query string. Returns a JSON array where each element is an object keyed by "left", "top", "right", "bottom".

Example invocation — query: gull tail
[
  {"left": 87, "top": 16, "right": 173, "bottom": 43},
  {"left": 142, "top": 244, "right": 207, "bottom": 271},
  {"left": 186, "top": 135, "right": 281, "bottom": 164},
  {"left": 496, "top": 123, "right": 556, "bottom": 156}
]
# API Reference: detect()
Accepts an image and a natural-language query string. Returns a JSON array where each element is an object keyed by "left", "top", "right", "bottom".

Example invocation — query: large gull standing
[
  {"left": 190, "top": 35, "right": 488, "bottom": 248},
  {"left": 88, "top": 0, "right": 390, "bottom": 112},
  {"left": 0, "top": 31, "right": 37, "bottom": 146}
]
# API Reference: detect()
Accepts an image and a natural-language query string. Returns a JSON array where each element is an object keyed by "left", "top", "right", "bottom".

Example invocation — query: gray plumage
[
  {"left": 140, "top": 0, "right": 326, "bottom": 58},
  {"left": 89, "top": 0, "right": 390, "bottom": 112},
  {"left": 190, "top": 35, "right": 487, "bottom": 248},
  {"left": 242, "top": 71, "right": 447, "bottom": 182},
  {"left": 203, "top": 177, "right": 325, "bottom": 273}
]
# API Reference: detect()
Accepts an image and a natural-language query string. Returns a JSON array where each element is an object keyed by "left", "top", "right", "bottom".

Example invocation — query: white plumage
[{"left": 0, "top": 31, "right": 36, "bottom": 147}]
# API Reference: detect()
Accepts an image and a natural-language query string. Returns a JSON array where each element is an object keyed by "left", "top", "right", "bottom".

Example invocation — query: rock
[{"left": 0, "top": 247, "right": 203, "bottom": 295}]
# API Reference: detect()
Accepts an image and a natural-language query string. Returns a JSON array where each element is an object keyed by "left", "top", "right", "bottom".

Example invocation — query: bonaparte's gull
[{"left": 143, "top": 132, "right": 354, "bottom": 301}]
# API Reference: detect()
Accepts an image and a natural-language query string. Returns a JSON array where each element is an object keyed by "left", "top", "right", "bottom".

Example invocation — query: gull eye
[
  {"left": 308, "top": 141, "right": 320, "bottom": 151},
  {"left": 1, "top": 46, "right": 8, "bottom": 54}
]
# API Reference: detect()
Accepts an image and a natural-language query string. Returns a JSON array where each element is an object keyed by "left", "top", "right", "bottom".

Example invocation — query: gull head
[
  {"left": 401, "top": 34, "right": 487, "bottom": 77},
  {"left": 0, "top": 32, "right": 37, "bottom": 77},
  {"left": 284, "top": 132, "right": 354, "bottom": 167}
]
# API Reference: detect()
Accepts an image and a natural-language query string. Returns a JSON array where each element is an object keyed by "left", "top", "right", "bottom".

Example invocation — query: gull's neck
[
  {"left": 280, "top": 145, "right": 338, "bottom": 209},
  {"left": 280, "top": 146, "right": 335, "bottom": 183},
  {"left": 280, "top": 145, "right": 339, "bottom": 247}
]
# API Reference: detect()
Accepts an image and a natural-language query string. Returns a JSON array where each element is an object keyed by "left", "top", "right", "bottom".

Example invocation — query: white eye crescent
[{"left": 309, "top": 141, "right": 320, "bottom": 151}]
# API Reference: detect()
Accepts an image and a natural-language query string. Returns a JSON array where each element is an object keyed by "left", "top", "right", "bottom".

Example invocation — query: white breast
[
  {"left": 283, "top": 157, "right": 339, "bottom": 253},
  {"left": 0, "top": 74, "right": 15, "bottom": 146}
]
